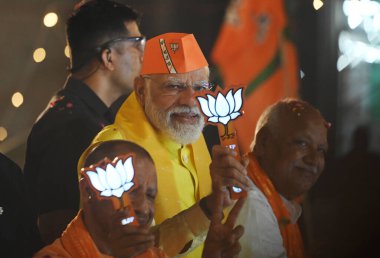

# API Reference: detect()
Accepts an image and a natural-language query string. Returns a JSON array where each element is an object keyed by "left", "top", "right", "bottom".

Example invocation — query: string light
[
  {"left": 43, "top": 12, "right": 58, "bottom": 27},
  {"left": 64, "top": 45, "right": 70, "bottom": 58},
  {"left": 313, "top": 0, "right": 324, "bottom": 10},
  {"left": 33, "top": 48, "right": 46, "bottom": 63},
  {"left": 0, "top": 127, "right": 7, "bottom": 141},
  {"left": 12, "top": 92, "right": 24, "bottom": 108}
]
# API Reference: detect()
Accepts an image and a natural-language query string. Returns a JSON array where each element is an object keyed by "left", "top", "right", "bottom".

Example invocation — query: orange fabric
[
  {"left": 34, "top": 211, "right": 113, "bottom": 258},
  {"left": 247, "top": 153, "right": 305, "bottom": 258},
  {"left": 34, "top": 211, "right": 166, "bottom": 258},
  {"left": 141, "top": 33, "right": 208, "bottom": 75},
  {"left": 211, "top": 0, "right": 299, "bottom": 154}
]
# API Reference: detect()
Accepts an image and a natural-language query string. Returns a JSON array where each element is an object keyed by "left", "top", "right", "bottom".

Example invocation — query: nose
[
  {"left": 178, "top": 86, "right": 197, "bottom": 107},
  {"left": 139, "top": 51, "right": 144, "bottom": 63},
  {"left": 303, "top": 148, "right": 323, "bottom": 173},
  {"left": 132, "top": 194, "right": 150, "bottom": 224}
]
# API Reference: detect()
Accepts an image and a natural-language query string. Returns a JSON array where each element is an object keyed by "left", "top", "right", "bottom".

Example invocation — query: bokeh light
[
  {"left": 0, "top": 127, "right": 8, "bottom": 141},
  {"left": 313, "top": 0, "right": 324, "bottom": 10},
  {"left": 43, "top": 12, "right": 58, "bottom": 27},
  {"left": 11, "top": 92, "right": 24, "bottom": 108},
  {"left": 64, "top": 45, "right": 70, "bottom": 58},
  {"left": 33, "top": 48, "right": 46, "bottom": 63}
]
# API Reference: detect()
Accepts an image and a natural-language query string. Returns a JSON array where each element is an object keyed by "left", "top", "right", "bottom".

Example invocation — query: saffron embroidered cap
[{"left": 141, "top": 33, "right": 208, "bottom": 75}]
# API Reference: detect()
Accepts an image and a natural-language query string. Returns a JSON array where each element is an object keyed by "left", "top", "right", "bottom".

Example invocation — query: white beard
[{"left": 144, "top": 101, "right": 205, "bottom": 145}]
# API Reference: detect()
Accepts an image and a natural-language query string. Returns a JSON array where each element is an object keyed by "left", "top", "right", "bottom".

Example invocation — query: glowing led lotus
[
  {"left": 85, "top": 157, "right": 135, "bottom": 198},
  {"left": 197, "top": 88, "right": 243, "bottom": 125}
]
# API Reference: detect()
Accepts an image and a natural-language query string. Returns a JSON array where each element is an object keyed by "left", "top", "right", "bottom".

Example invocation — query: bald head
[
  {"left": 252, "top": 99, "right": 327, "bottom": 150},
  {"left": 83, "top": 140, "right": 154, "bottom": 168},
  {"left": 80, "top": 140, "right": 157, "bottom": 232},
  {"left": 252, "top": 98, "right": 329, "bottom": 199}
]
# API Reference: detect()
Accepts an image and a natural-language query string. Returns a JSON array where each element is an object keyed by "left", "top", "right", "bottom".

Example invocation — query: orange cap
[{"left": 141, "top": 33, "right": 208, "bottom": 75}]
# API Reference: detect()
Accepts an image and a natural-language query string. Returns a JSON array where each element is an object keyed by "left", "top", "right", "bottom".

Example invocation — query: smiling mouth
[
  {"left": 137, "top": 216, "right": 151, "bottom": 227},
  {"left": 296, "top": 166, "right": 318, "bottom": 175},
  {"left": 171, "top": 112, "right": 200, "bottom": 123}
]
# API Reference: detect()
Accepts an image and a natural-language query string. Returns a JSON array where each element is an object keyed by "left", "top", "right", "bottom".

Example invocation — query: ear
[
  {"left": 134, "top": 76, "right": 147, "bottom": 107},
  {"left": 253, "top": 127, "right": 269, "bottom": 157},
  {"left": 100, "top": 48, "right": 115, "bottom": 71}
]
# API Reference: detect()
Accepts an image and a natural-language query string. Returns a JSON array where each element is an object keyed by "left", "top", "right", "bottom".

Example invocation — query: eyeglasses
[
  {"left": 143, "top": 76, "right": 214, "bottom": 95},
  {"left": 95, "top": 36, "right": 146, "bottom": 53}
]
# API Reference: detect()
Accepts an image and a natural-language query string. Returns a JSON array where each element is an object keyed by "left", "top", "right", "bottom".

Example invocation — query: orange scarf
[
  {"left": 60, "top": 211, "right": 166, "bottom": 258},
  {"left": 247, "top": 153, "right": 305, "bottom": 258}
]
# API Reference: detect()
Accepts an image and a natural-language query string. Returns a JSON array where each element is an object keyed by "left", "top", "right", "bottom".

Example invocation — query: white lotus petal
[
  {"left": 124, "top": 157, "right": 134, "bottom": 183},
  {"left": 106, "top": 164, "right": 122, "bottom": 189},
  {"left": 197, "top": 97, "right": 213, "bottom": 117},
  {"left": 86, "top": 171, "right": 106, "bottom": 191},
  {"left": 207, "top": 95, "right": 218, "bottom": 116},
  {"left": 219, "top": 116, "right": 231, "bottom": 125},
  {"left": 225, "top": 90, "right": 235, "bottom": 114},
  {"left": 215, "top": 93, "right": 230, "bottom": 117},
  {"left": 112, "top": 187, "right": 124, "bottom": 198},
  {"left": 230, "top": 112, "right": 240, "bottom": 120},
  {"left": 208, "top": 116, "right": 219, "bottom": 123},
  {"left": 233, "top": 88, "right": 243, "bottom": 112},
  {"left": 123, "top": 182, "right": 134, "bottom": 192},
  {"left": 114, "top": 160, "right": 126, "bottom": 184},
  {"left": 101, "top": 189, "right": 112, "bottom": 197},
  {"left": 96, "top": 167, "right": 109, "bottom": 189}
]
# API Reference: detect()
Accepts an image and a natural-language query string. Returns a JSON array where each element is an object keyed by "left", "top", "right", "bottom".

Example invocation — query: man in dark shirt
[
  {"left": 24, "top": 0, "right": 145, "bottom": 244},
  {"left": 0, "top": 153, "right": 42, "bottom": 257}
]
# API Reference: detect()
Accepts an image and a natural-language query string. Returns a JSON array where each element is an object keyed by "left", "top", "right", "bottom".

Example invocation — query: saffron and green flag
[{"left": 211, "top": 0, "right": 300, "bottom": 154}]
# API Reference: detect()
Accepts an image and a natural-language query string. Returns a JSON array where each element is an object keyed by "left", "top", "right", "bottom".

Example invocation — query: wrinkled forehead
[
  {"left": 146, "top": 67, "right": 209, "bottom": 83},
  {"left": 276, "top": 109, "right": 328, "bottom": 138}
]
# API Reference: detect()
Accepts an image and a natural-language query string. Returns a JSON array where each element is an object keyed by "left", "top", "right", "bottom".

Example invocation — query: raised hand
[
  {"left": 107, "top": 209, "right": 155, "bottom": 258},
  {"left": 202, "top": 189, "right": 246, "bottom": 258},
  {"left": 208, "top": 145, "right": 250, "bottom": 207}
]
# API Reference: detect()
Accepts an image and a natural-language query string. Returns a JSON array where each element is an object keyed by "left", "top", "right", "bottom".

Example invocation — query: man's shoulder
[
  {"left": 36, "top": 91, "right": 87, "bottom": 123},
  {"left": 92, "top": 124, "right": 125, "bottom": 143},
  {"left": 30, "top": 92, "right": 100, "bottom": 138}
]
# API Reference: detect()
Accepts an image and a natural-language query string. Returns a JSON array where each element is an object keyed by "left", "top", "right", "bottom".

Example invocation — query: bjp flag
[{"left": 211, "top": 0, "right": 300, "bottom": 154}]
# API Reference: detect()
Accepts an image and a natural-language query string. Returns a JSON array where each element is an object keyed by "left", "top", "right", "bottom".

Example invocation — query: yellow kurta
[{"left": 80, "top": 92, "right": 212, "bottom": 257}]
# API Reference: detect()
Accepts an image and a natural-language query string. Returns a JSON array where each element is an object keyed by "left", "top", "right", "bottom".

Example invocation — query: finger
[
  {"left": 225, "top": 197, "right": 246, "bottom": 228},
  {"left": 211, "top": 152, "right": 246, "bottom": 172},
  {"left": 212, "top": 145, "right": 237, "bottom": 159},
  {"left": 211, "top": 158, "right": 250, "bottom": 186},
  {"left": 241, "top": 155, "right": 249, "bottom": 169},
  {"left": 110, "top": 234, "right": 155, "bottom": 248},
  {"left": 111, "top": 240, "right": 155, "bottom": 258},
  {"left": 226, "top": 225, "right": 245, "bottom": 245},
  {"left": 108, "top": 226, "right": 152, "bottom": 241},
  {"left": 210, "top": 189, "right": 225, "bottom": 225},
  {"left": 222, "top": 242, "right": 242, "bottom": 258},
  {"left": 211, "top": 169, "right": 250, "bottom": 191}
]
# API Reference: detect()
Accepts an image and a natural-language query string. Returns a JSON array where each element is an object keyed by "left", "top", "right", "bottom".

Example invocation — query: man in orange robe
[
  {"left": 211, "top": 99, "right": 329, "bottom": 257},
  {"left": 34, "top": 140, "right": 246, "bottom": 258}
]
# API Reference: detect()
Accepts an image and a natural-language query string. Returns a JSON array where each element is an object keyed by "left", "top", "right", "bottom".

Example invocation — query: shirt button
[{"left": 183, "top": 155, "right": 189, "bottom": 164}]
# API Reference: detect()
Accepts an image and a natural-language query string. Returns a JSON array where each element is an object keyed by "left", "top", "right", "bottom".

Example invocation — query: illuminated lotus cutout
[
  {"left": 197, "top": 88, "right": 243, "bottom": 139},
  {"left": 85, "top": 157, "right": 135, "bottom": 198},
  {"left": 197, "top": 87, "right": 246, "bottom": 197},
  {"left": 197, "top": 88, "right": 243, "bottom": 124}
]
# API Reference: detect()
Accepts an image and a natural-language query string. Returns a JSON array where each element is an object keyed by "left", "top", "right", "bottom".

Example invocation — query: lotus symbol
[
  {"left": 197, "top": 88, "right": 243, "bottom": 138},
  {"left": 85, "top": 157, "right": 135, "bottom": 198}
]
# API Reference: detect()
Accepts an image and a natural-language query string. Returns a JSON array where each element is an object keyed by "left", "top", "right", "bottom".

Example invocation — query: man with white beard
[{"left": 82, "top": 33, "right": 250, "bottom": 258}]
